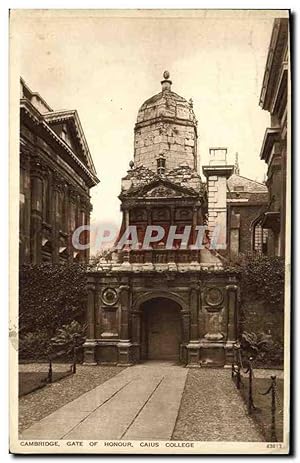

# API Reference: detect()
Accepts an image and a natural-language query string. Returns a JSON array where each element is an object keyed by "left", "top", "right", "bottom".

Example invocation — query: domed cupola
[{"left": 134, "top": 71, "right": 198, "bottom": 173}]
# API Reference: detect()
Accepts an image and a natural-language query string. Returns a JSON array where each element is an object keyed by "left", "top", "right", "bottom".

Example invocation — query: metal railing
[
  {"left": 47, "top": 346, "right": 79, "bottom": 383},
  {"left": 231, "top": 344, "right": 282, "bottom": 442}
]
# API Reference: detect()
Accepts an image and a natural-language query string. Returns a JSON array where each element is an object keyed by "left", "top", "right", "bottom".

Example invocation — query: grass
[
  {"left": 236, "top": 375, "right": 284, "bottom": 442},
  {"left": 19, "top": 370, "right": 73, "bottom": 396},
  {"left": 19, "top": 365, "right": 124, "bottom": 433}
]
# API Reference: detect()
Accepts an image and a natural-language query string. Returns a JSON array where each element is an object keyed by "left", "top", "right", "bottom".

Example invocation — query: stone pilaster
[
  {"left": 186, "top": 284, "right": 201, "bottom": 367},
  {"left": 117, "top": 284, "right": 133, "bottom": 365},
  {"left": 30, "top": 156, "right": 43, "bottom": 264},
  {"left": 224, "top": 284, "right": 239, "bottom": 366},
  {"left": 83, "top": 277, "right": 97, "bottom": 365},
  {"left": 20, "top": 149, "right": 31, "bottom": 263},
  {"left": 181, "top": 310, "right": 191, "bottom": 344}
]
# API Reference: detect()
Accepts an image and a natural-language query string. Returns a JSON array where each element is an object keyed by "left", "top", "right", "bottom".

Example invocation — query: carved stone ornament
[
  {"left": 145, "top": 186, "right": 179, "bottom": 198},
  {"left": 101, "top": 287, "right": 119, "bottom": 306},
  {"left": 204, "top": 287, "right": 224, "bottom": 308}
]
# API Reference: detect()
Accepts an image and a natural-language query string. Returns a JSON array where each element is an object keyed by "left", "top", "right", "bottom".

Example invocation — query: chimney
[{"left": 202, "top": 148, "right": 234, "bottom": 250}]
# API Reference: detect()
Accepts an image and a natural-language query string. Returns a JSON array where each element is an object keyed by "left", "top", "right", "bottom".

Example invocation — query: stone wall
[{"left": 134, "top": 121, "right": 197, "bottom": 172}]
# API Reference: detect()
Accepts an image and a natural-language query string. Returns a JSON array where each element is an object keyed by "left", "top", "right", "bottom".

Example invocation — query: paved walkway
[
  {"left": 20, "top": 363, "right": 263, "bottom": 442},
  {"left": 20, "top": 362, "right": 187, "bottom": 441}
]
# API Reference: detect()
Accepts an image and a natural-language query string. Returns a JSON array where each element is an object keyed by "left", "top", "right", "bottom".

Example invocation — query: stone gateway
[{"left": 83, "top": 72, "right": 239, "bottom": 367}]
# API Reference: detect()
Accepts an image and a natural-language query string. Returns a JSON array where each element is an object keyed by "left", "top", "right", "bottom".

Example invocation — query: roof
[
  {"left": 43, "top": 109, "right": 97, "bottom": 176},
  {"left": 20, "top": 93, "right": 99, "bottom": 186},
  {"left": 121, "top": 164, "right": 203, "bottom": 196},
  {"left": 136, "top": 72, "right": 197, "bottom": 126},
  {"left": 259, "top": 18, "right": 289, "bottom": 110},
  {"left": 227, "top": 173, "right": 268, "bottom": 194}
]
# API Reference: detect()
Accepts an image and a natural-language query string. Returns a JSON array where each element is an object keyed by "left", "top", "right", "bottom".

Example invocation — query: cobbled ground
[{"left": 172, "top": 369, "right": 263, "bottom": 441}]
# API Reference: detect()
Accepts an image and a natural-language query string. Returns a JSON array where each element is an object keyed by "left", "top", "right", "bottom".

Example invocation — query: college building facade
[{"left": 19, "top": 78, "right": 99, "bottom": 265}]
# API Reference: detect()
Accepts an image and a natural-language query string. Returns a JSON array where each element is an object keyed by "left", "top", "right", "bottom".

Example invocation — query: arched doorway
[{"left": 140, "top": 297, "right": 182, "bottom": 361}]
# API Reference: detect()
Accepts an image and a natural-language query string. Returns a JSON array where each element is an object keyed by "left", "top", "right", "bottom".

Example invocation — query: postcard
[{"left": 9, "top": 8, "right": 290, "bottom": 454}]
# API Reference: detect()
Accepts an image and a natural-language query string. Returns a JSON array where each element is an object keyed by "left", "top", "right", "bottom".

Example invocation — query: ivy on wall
[
  {"left": 19, "top": 264, "right": 88, "bottom": 339},
  {"left": 237, "top": 254, "right": 285, "bottom": 309},
  {"left": 233, "top": 254, "right": 285, "bottom": 367}
]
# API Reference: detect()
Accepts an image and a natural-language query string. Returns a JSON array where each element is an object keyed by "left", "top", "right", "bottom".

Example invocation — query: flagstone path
[{"left": 20, "top": 362, "right": 263, "bottom": 442}]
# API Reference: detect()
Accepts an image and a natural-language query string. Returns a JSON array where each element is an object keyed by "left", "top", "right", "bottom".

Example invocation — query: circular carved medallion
[
  {"left": 101, "top": 288, "right": 118, "bottom": 306},
  {"left": 204, "top": 287, "right": 223, "bottom": 307}
]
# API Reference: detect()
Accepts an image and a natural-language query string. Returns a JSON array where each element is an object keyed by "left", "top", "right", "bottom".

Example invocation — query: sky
[{"left": 12, "top": 9, "right": 282, "bottom": 250}]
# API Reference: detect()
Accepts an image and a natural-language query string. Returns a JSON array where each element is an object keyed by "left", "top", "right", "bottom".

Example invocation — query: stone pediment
[
  {"left": 120, "top": 178, "right": 199, "bottom": 199},
  {"left": 44, "top": 110, "right": 97, "bottom": 175}
]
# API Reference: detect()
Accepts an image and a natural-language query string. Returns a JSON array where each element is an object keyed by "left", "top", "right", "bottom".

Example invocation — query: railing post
[
  {"left": 248, "top": 356, "right": 254, "bottom": 414},
  {"left": 72, "top": 345, "right": 77, "bottom": 374},
  {"left": 236, "top": 364, "right": 241, "bottom": 390},
  {"left": 270, "top": 375, "right": 277, "bottom": 442},
  {"left": 48, "top": 357, "right": 53, "bottom": 383}
]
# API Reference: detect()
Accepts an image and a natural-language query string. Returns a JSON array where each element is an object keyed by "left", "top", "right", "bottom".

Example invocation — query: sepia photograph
[{"left": 9, "top": 9, "right": 290, "bottom": 454}]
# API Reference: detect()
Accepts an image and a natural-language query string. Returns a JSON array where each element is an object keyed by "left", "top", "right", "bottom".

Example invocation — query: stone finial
[
  {"left": 161, "top": 70, "right": 172, "bottom": 92},
  {"left": 129, "top": 160, "right": 134, "bottom": 169},
  {"left": 189, "top": 98, "right": 193, "bottom": 108}
]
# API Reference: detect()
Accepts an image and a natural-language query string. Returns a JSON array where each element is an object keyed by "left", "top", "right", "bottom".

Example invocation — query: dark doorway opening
[{"left": 140, "top": 297, "right": 182, "bottom": 361}]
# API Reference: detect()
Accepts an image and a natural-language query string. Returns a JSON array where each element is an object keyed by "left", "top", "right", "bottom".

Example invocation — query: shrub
[
  {"left": 19, "top": 264, "right": 88, "bottom": 361},
  {"left": 51, "top": 321, "right": 86, "bottom": 356},
  {"left": 19, "top": 331, "right": 51, "bottom": 360}
]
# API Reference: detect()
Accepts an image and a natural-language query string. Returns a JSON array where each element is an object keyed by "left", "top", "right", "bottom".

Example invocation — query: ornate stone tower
[
  {"left": 118, "top": 71, "right": 208, "bottom": 259},
  {"left": 84, "top": 72, "right": 239, "bottom": 368},
  {"left": 134, "top": 70, "right": 198, "bottom": 172}
]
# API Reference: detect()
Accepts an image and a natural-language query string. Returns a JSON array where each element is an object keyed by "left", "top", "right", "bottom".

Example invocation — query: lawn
[
  {"left": 19, "top": 370, "right": 73, "bottom": 396},
  {"left": 19, "top": 365, "right": 124, "bottom": 433},
  {"left": 237, "top": 375, "right": 284, "bottom": 442}
]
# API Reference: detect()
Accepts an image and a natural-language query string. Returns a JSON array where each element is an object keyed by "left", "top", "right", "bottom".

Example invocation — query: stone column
[
  {"left": 146, "top": 207, "right": 152, "bottom": 225},
  {"left": 117, "top": 284, "right": 133, "bottom": 365},
  {"left": 83, "top": 277, "right": 97, "bottom": 365},
  {"left": 224, "top": 284, "right": 239, "bottom": 366},
  {"left": 20, "top": 149, "right": 31, "bottom": 263},
  {"left": 119, "top": 285, "right": 130, "bottom": 341},
  {"left": 124, "top": 208, "right": 130, "bottom": 229},
  {"left": 192, "top": 206, "right": 198, "bottom": 242},
  {"left": 68, "top": 188, "right": 77, "bottom": 262},
  {"left": 170, "top": 205, "right": 175, "bottom": 225},
  {"left": 51, "top": 174, "right": 63, "bottom": 264},
  {"left": 186, "top": 285, "right": 201, "bottom": 367},
  {"left": 226, "top": 284, "right": 238, "bottom": 341},
  {"left": 30, "top": 156, "right": 43, "bottom": 264},
  {"left": 130, "top": 310, "right": 141, "bottom": 363},
  {"left": 181, "top": 310, "right": 191, "bottom": 344}
]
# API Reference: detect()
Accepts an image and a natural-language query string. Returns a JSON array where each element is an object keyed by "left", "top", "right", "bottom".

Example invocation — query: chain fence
[{"left": 231, "top": 343, "right": 283, "bottom": 442}]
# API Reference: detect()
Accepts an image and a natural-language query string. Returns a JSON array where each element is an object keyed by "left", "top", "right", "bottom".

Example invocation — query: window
[
  {"left": 157, "top": 156, "right": 166, "bottom": 175},
  {"left": 253, "top": 224, "right": 268, "bottom": 254},
  {"left": 234, "top": 186, "right": 244, "bottom": 192}
]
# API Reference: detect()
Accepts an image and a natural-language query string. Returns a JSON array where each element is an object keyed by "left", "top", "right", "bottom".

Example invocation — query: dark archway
[{"left": 140, "top": 297, "right": 182, "bottom": 361}]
